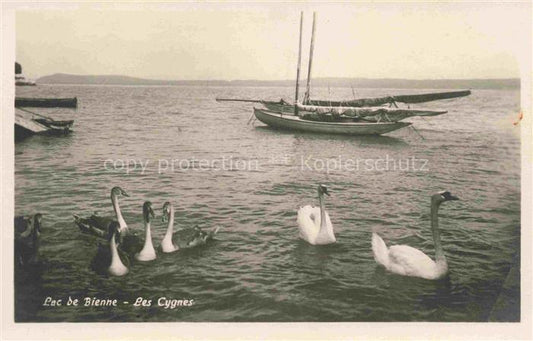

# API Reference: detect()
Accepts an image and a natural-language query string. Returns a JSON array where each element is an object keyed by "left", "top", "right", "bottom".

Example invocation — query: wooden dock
[{"left": 15, "top": 110, "right": 48, "bottom": 134}]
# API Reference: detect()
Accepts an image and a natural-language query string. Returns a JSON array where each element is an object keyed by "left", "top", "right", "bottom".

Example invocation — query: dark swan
[
  {"left": 15, "top": 213, "right": 43, "bottom": 267},
  {"left": 160, "top": 201, "right": 220, "bottom": 253},
  {"left": 74, "top": 186, "right": 129, "bottom": 238}
]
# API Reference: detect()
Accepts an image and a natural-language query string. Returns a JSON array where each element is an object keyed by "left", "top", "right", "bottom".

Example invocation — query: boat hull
[
  {"left": 15, "top": 97, "right": 77, "bottom": 108},
  {"left": 260, "top": 101, "right": 447, "bottom": 122},
  {"left": 15, "top": 81, "right": 36, "bottom": 86},
  {"left": 253, "top": 108, "right": 410, "bottom": 135}
]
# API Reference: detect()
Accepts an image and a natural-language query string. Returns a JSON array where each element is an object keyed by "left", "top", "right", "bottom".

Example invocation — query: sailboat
[
  {"left": 218, "top": 12, "right": 470, "bottom": 133},
  {"left": 253, "top": 12, "right": 412, "bottom": 135}
]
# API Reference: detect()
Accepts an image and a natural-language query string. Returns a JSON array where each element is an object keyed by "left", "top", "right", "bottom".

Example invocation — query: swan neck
[
  {"left": 111, "top": 194, "right": 127, "bottom": 228},
  {"left": 163, "top": 208, "right": 175, "bottom": 241},
  {"left": 141, "top": 221, "right": 154, "bottom": 248},
  {"left": 31, "top": 226, "right": 41, "bottom": 259},
  {"left": 32, "top": 221, "right": 40, "bottom": 240},
  {"left": 32, "top": 228, "right": 40, "bottom": 245},
  {"left": 145, "top": 220, "right": 151, "bottom": 237},
  {"left": 431, "top": 200, "right": 445, "bottom": 261},
  {"left": 109, "top": 232, "right": 120, "bottom": 264},
  {"left": 318, "top": 191, "right": 326, "bottom": 230}
]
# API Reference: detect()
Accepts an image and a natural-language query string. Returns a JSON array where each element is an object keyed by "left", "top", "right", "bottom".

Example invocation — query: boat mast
[
  {"left": 303, "top": 12, "right": 316, "bottom": 105},
  {"left": 294, "top": 12, "right": 304, "bottom": 115}
]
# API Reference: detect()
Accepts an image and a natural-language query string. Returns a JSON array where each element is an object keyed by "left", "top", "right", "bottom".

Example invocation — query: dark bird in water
[
  {"left": 14, "top": 213, "right": 43, "bottom": 267},
  {"left": 160, "top": 201, "right": 220, "bottom": 253},
  {"left": 90, "top": 221, "right": 129, "bottom": 277},
  {"left": 73, "top": 186, "right": 129, "bottom": 239}
]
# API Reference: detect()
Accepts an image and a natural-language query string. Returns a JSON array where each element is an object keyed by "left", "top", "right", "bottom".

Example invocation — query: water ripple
[{"left": 14, "top": 85, "right": 520, "bottom": 322}]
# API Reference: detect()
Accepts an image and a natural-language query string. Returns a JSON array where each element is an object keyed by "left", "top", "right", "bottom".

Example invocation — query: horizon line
[{"left": 37, "top": 73, "right": 521, "bottom": 82}]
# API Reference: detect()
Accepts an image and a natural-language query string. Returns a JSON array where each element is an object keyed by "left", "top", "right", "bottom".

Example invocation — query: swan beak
[
  {"left": 449, "top": 195, "right": 460, "bottom": 201},
  {"left": 323, "top": 189, "right": 330, "bottom": 196},
  {"left": 162, "top": 214, "right": 168, "bottom": 223},
  {"left": 150, "top": 207, "right": 155, "bottom": 219},
  {"left": 122, "top": 191, "right": 130, "bottom": 197}
]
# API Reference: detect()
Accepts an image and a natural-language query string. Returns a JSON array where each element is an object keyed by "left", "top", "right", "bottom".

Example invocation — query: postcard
[{"left": 2, "top": 1, "right": 531, "bottom": 340}]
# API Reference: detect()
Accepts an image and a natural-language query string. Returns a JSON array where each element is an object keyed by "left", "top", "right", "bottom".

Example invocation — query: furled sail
[
  {"left": 296, "top": 104, "right": 447, "bottom": 122},
  {"left": 306, "top": 90, "right": 471, "bottom": 107}
]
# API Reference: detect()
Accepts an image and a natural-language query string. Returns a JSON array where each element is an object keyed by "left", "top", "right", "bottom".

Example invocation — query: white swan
[
  {"left": 160, "top": 201, "right": 219, "bottom": 252},
  {"left": 297, "top": 184, "right": 336, "bottom": 245},
  {"left": 134, "top": 201, "right": 157, "bottom": 261},
  {"left": 372, "top": 191, "right": 459, "bottom": 280}
]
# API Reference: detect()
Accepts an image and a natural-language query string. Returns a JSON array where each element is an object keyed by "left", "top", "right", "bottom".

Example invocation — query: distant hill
[{"left": 37, "top": 73, "right": 520, "bottom": 89}]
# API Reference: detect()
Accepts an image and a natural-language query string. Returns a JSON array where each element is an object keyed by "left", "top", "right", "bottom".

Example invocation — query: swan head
[
  {"left": 111, "top": 186, "right": 129, "bottom": 198},
  {"left": 161, "top": 201, "right": 173, "bottom": 223},
  {"left": 318, "top": 184, "right": 330, "bottom": 196},
  {"left": 433, "top": 191, "right": 460, "bottom": 204},
  {"left": 32, "top": 213, "right": 43, "bottom": 233},
  {"left": 143, "top": 201, "right": 155, "bottom": 223}
]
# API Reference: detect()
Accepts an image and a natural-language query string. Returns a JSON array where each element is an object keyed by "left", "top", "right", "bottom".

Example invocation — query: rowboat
[
  {"left": 33, "top": 118, "right": 74, "bottom": 129},
  {"left": 15, "top": 108, "right": 74, "bottom": 140},
  {"left": 253, "top": 108, "right": 410, "bottom": 135},
  {"left": 15, "top": 97, "right": 78, "bottom": 108}
]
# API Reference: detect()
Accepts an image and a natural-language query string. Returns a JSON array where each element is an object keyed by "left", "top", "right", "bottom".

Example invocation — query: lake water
[{"left": 14, "top": 84, "right": 520, "bottom": 322}]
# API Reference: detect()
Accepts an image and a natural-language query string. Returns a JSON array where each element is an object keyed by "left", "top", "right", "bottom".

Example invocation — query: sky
[{"left": 14, "top": 2, "right": 531, "bottom": 81}]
